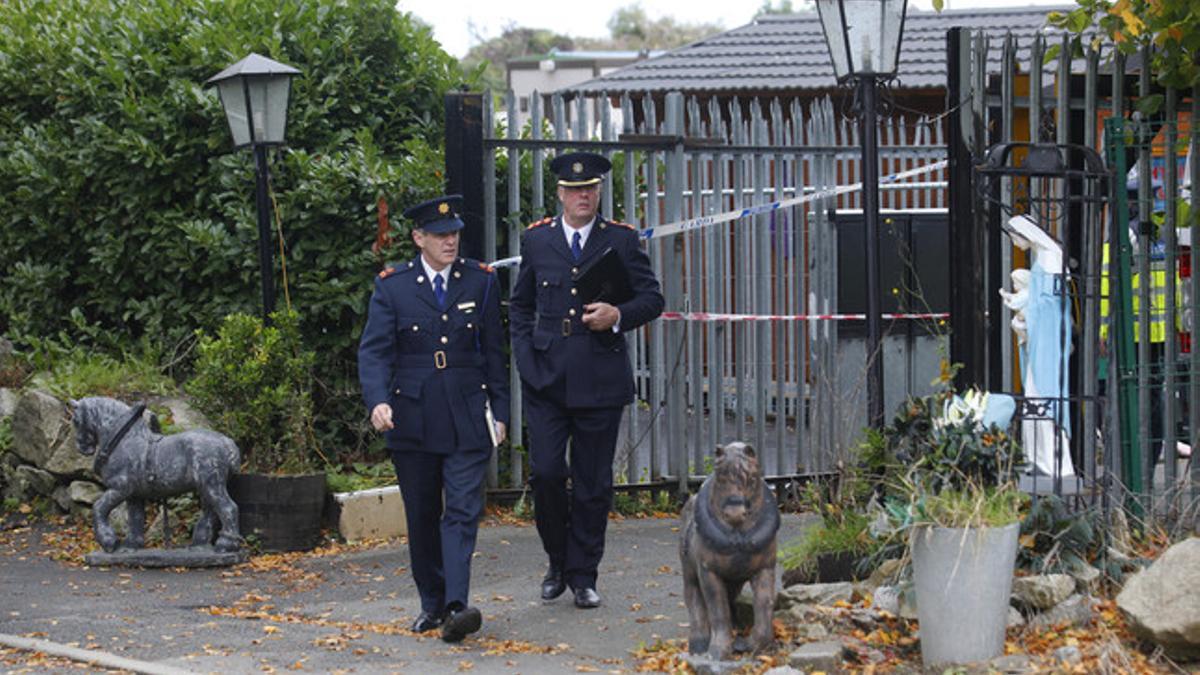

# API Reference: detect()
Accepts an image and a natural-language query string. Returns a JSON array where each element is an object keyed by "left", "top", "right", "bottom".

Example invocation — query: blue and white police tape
[{"left": 487, "top": 158, "right": 948, "bottom": 269}]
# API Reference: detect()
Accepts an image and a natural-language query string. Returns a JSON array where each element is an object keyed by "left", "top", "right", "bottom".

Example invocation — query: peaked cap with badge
[
  {"left": 404, "top": 194, "right": 465, "bottom": 233},
  {"left": 549, "top": 152, "right": 612, "bottom": 187}
]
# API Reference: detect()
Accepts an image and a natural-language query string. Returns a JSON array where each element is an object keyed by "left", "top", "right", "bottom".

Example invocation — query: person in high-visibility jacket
[{"left": 1100, "top": 168, "right": 1188, "bottom": 465}]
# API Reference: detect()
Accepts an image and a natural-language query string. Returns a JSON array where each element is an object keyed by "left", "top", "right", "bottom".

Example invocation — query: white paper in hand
[{"left": 484, "top": 399, "right": 499, "bottom": 448}]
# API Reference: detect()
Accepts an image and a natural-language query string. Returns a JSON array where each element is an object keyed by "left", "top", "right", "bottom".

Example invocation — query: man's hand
[
  {"left": 370, "top": 403, "right": 394, "bottom": 432},
  {"left": 582, "top": 302, "right": 620, "bottom": 331},
  {"left": 494, "top": 421, "right": 507, "bottom": 446}
]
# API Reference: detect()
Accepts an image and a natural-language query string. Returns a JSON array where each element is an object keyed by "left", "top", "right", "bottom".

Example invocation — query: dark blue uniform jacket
[
  {"left": 358, "top": 257, "right": 510, "bottom": 452},
  {"left": 509, "top": 216, "right": 664, "bottom": 408}
]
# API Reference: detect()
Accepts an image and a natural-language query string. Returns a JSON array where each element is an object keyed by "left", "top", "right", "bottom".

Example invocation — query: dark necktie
[
  {"left": 571, "top": 231, "right": 582, "bottom": 261},
  {"left": 433, "top": 274, "right": 445, "bottom": 308}
]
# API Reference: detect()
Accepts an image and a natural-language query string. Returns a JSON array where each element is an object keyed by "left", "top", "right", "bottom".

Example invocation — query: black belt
[
  {"left": 397, "top": 351, "right": 483, "bottom": 370},
  {"left": 538, "top": 316, "right": 591, "bottom": 336}
]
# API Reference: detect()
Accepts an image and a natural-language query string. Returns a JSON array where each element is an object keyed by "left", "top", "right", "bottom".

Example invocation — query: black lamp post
[
  {"left": 205, "top": 53, "right": 300, "bottom": 323},
  {"left": 815, "top": 0, "right": 908, "bottom": 427}
]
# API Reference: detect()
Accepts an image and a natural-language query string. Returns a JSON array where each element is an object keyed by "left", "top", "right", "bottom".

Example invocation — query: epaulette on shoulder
[
  {"left": 609, "top": 220, "right": 636, "bottom": 230},
  {"left": 457, "top": 258, "right": 494, "bottom": 274},
  {"left": 527, "top": 216, "right": 553, "bottom": 230},
  {"left": 378, "top": 260, "right": 417, "bottom": 280}
]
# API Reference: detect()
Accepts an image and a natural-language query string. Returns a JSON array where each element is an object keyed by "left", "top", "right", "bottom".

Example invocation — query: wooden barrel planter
[{"left": 228, "top": 472, "right": 327, "bottom": 552}]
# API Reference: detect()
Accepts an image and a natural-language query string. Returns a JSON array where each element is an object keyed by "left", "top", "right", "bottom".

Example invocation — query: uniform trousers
[
  {"left": 390, "top": 446, "right": 491, "bottom": 615},
  {"left": 524, "top": 382, "right": 624, "bottom": 591}
]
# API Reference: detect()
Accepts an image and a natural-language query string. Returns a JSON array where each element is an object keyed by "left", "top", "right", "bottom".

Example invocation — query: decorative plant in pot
[
  {"left": 877, "top": 387, "right": 1027, "bottom": 669},
  {"left": 187, "top": 309, "right": 328, "bottom": 552}
]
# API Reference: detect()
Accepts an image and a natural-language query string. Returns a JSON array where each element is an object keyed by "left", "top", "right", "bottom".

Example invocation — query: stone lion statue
[
  {"left": 679, "top": 441, "right": 781, "bottom": 662},
  {"left": 71, "top": 396, "right": 242, "bottom": 553}
]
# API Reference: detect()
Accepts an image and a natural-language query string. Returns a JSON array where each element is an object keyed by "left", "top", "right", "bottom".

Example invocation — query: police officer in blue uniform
[
  {"left": 510, "top": 152, "right": 664, "bottom": 609},
  {"left": 358, "top": 194, "right": 510, "bottom": 642}
]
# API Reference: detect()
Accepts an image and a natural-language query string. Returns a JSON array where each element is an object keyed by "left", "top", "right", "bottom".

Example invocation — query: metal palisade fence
[
  {"left": 950, "top": 26, "right": 1200, "bottom": 525},
  {"left": 475, "top": 89, "right": 949, "bottom": 492}
]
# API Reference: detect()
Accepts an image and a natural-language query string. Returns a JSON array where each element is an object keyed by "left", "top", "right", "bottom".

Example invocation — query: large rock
[
  {"left": 1012, "top": 574, "right": 1075, "bottom": 610},
  {"left": 15, "top": 465, "right": 55, "bottom": 497},
  {"left": 0, "top": 388, "right": 17, "bottom": 420},
  {"left": 1028, "top": 593, "right": 1093, "bottom": 629},
  {"left": 776, "top": 582, "right": 854, "bottom": 610},
  {"left": 148, "top": 396, "right": 211, "bottom": 432},
  {"left": 1118, "top": 537, "right": 1200, "bottom": 659},
  {"left": 68, "top": 480, "right": 103, "bottom": 505},
  {"left": 788, "top": 641, "right": 843, "bottom": 673},
  {"left": 11, "top": 390, "right": 91, "bottom": 477}
]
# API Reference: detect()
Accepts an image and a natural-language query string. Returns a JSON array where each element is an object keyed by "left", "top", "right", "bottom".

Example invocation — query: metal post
[
  {"left": 858, "top": 76, "right": 885, "bottom": 427},
  {"left": 444, "top": 92, "right": 486, "bottom": 261},
  {"left": 253, "top": 143, "right": 276, "bottom": 323}
]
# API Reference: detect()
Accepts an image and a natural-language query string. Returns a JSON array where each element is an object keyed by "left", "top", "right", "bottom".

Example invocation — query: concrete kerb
[{"left": 0, "top": 633, "right": 199, "bottom": 675}]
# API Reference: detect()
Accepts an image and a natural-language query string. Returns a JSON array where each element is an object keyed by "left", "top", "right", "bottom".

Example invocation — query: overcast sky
[{"left": 397, "top": 0, "right": 1072, "bottom": 58}]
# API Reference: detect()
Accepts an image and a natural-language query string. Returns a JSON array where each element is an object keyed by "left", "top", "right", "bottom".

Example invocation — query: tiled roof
[{"left": 561, "top": 6, "right": 1074, "bottom": 96}]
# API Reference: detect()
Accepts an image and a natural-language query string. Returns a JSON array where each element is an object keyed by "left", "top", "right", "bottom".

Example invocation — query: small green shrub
[
  {"left": 612, "top": 489, "right": 677, "bottom": 517},
  {"left": 27, "top": 345, "right": 174, "bottom": 401},
  {"left": 187, "top": 309, "right": 323, "bottom": 474},
  {"left": 779, "top": 510, "right": 878, "bottom": 575},
  {"left": 1018, "top": 494, "right": 1102, "bottom": 575},
  {"left": 326, "top": 461, "right": 395, "bottom": 494}
]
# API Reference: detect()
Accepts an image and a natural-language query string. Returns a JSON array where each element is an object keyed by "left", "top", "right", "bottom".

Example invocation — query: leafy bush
[
  {"left": 187, "top": 310, "right": 322, "bottom": 474},
  {"left": 0, "top": 0, "right": 467, "bottom": 457}
]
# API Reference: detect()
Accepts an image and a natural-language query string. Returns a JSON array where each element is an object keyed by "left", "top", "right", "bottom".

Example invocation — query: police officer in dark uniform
[
  {"left": 510, "top": 152, "right": 664, "bottom": 609},
  {"left": 358, "top": 194, "right": 510, "bottom": 642}
]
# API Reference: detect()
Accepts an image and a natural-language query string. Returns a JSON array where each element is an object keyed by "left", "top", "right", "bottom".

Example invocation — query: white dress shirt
[{"left": 420, "top": 256, "right": 450, "bottom": 294}]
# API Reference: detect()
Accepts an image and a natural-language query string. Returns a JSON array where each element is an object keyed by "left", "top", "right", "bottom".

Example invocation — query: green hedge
[{"left": 0, "top": 0, "right": 469, "bottom": 457}]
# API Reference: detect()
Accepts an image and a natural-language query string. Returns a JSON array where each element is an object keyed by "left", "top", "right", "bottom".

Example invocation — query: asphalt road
[{"left": 0, "top": 513, "right": 812, "bottom": 674}]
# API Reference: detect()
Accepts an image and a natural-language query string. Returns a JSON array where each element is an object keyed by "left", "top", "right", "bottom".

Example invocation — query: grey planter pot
[{"left": 911, "top": 521, "right": 1020, "bottom": 668}]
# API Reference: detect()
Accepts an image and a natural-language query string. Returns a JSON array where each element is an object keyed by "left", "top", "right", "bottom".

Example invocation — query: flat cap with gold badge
[
  {"left": 549, "top": 152, "right": 612, "bottom": 187},
  {"left": 402, "top": 194, "right": 465, "bottom": 234}
]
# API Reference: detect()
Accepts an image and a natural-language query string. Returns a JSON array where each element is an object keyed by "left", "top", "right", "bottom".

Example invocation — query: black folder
[{"left": 573, "top": 247, "right": 633, "bottom": 305}]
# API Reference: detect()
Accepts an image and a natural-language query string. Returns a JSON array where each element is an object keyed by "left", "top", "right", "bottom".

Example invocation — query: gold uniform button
[
  {"left": 542, "top": 280, "right": 549, "bottom": 287},
  {"left": 411, "top": 325, "right": 419, "bottom": 332},
  {"left": 442, "top": 314, "right": 448, "bottom": 321},
  {"left": 417, "top": 275, "right": 425, "bottom": 283},
  {"left": 568, "top": 308, "right": 576, "bottom": 317},
  {"left": 453, "top": 271, "right": 461, "bottom": 279},
  {"left": 466, "top": 323, "right": 473, "bottom": 329},
  {"left": 570, "top": 288, "right": 577, "bottom": 296},
  {"left": 481, "top": 384, "right": 487, "bottom": 390},
  {"left": 440, "top": 336, "right": 449, "bottom": 344},
  {"left": 571, "top": 267, "right": 578, "bottom": 275}
]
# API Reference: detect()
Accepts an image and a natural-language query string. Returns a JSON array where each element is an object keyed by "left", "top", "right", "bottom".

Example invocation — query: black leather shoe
[
  {"left": 411, "top": 611, "right": 444, "bottom": 633},
  {"left": 440, "top": 605, "right": 482, "bottom": 643},
  {"left": 573, "top": 587, "right": 601, "bottom": 609},
  {"left": 541, "top": 565, "right": 566, "bottom": 601}
]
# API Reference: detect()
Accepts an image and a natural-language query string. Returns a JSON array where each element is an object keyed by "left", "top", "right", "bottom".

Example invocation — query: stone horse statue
[{"left": 71, "top": 396, "right": 242, "bottom": 553}]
